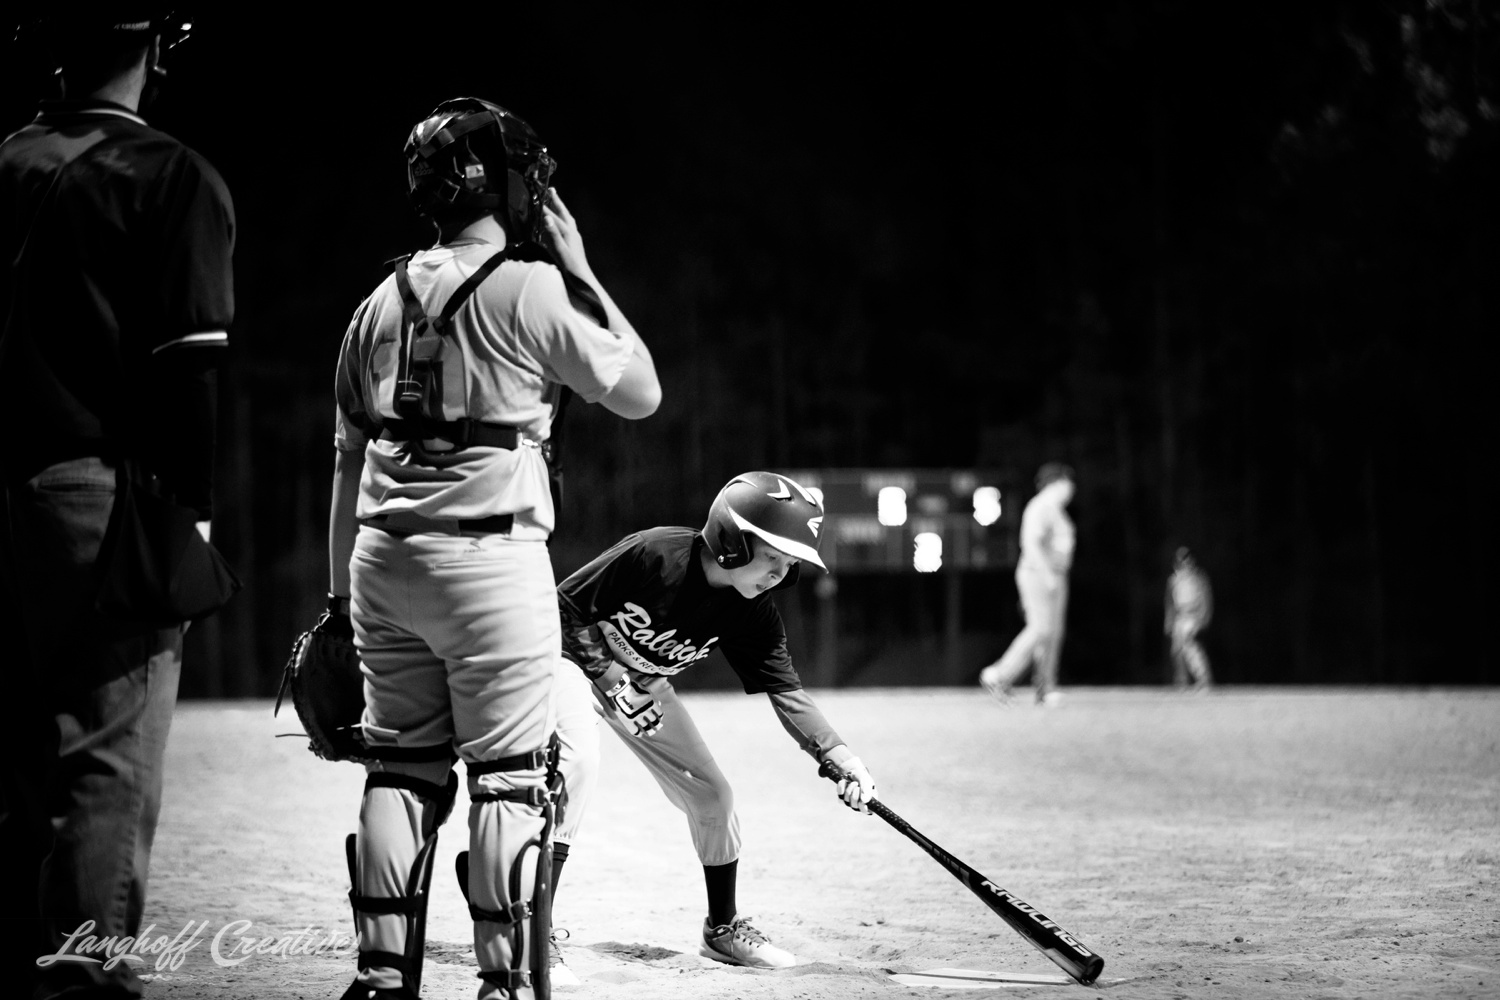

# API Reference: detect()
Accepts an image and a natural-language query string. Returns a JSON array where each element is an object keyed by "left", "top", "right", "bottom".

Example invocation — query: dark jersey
[
  {"left": 558, "top": 526, "right": 803, "bottom": 695},
  {"left": 0, "top": 101, "right": 234, "bottom": 508}
]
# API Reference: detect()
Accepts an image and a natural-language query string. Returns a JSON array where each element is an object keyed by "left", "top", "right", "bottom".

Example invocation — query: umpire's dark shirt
[{"left": 0, "top": 100, "right": 234, "bottom": 516}]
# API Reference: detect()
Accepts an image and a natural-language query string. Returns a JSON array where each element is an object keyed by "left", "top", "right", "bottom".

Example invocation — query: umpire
[{"left": 0, "top": 14, "right": 234, "bottom": 999}]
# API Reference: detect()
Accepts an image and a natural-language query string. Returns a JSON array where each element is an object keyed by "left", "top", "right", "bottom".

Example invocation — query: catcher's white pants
[
  {"left": 551, "top": 658, "right": 741, "bottom": 866},
  {"left": 984, "top": 563, "right": 1069, "bottom": 696},
  {"left": 349, "top": 525, "right": 557, "bottom": 997}
]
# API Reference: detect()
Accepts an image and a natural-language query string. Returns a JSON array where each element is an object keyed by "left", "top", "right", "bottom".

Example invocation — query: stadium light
[
  {"left": 913, "top": 532, "right": 943, "bottom": 573},
  {"left": 877, "top": 486, "right": 908, "bottom": 527},
  {"left": 972, "top": 486, "right": 1002, "bottom": 526}
]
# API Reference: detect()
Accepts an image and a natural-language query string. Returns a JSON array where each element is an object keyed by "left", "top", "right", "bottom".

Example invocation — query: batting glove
[
  {"left": 603, "top": 673, "right": 664, "bottom": 738},
  {"left": 824, "top": 748, "right": 877, "bottom": 814}
]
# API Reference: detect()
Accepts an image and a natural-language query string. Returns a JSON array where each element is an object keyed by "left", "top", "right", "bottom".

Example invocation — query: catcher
[{"left": 282, "top": 95, "right": 659, "bottom": 1000}]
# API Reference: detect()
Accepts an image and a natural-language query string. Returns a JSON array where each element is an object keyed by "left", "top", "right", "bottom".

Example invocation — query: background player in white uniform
[
  {"left": 326, "top": 97, "right": 659, "bottom": 1000},
  {"left": 979, "top": 462, "right": 1076, "bottom": 706},
  {"left": 544, "top": 472, "right": 878, "bottom": 974},
  {"left": 1165, "top": 546, "right": 1213, "bottom": 691}
]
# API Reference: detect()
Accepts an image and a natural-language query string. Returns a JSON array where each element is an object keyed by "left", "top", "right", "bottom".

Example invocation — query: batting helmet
[
  {"left": 404, "top": 97, "right": 556, "bottom": 244},
  {"left": 703, "top": 472, "right": 827, "bottom": 572}
]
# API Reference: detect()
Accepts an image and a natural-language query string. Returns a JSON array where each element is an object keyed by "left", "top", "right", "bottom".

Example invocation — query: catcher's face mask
[{"left": 405, "top": 97, "right": 556, "bottom": 244}]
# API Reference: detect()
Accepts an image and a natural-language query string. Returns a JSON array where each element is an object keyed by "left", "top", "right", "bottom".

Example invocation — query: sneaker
[
  {"left": 1038, "top": 690, "right": 1065, "bottom": 708},
  {"left": 548, "top": 928, "right": 580, "bottom": 987},
  {"left": 700, "top": 916, "right": 796, "bottom": 969},
  {"left": 979, "top": 666, "right": 1013, "bottom": 705}
]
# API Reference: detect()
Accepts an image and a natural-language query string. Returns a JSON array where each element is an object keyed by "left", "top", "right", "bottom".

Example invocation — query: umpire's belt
[
  {"left": 379, "top": 419, "right": 519, "bottom": 450},
  {"left": 362, "top": 511, "right": 514, "bottom": 537}
]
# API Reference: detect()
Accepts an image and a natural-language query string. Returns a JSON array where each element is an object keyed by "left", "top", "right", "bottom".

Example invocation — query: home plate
[{"left": 889, "top": 968, "right": 1077, "bottom": 988}]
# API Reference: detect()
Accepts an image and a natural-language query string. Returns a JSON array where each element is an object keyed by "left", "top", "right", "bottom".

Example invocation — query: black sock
[
  {"left": 551, "top": 842, "right": 570, "bottom": 903},
  {"left": 704, "top": 860, "right": 738, "bottom": 928}
]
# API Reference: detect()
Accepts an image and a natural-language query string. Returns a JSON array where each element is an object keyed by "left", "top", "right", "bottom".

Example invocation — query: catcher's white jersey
[{"left": 334, "top": 242, "right": 633, "bottom": 531}]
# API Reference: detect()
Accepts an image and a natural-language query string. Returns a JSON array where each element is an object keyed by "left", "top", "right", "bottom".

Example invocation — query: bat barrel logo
[
  {"left": 820, "top": 760, "right": 1104, "bottom": 986},
  {"left": 981, "top": 881, "right": 1097, "bottom": 958}
]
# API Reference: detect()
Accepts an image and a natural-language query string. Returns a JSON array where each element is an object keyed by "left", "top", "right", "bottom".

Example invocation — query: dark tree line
[{"left": 6, "top": 5, "right": 1491, "bottom": 693}]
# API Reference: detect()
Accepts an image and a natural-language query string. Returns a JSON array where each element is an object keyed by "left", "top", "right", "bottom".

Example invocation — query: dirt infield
[{"left": 136, "top": 687, "right": 1498, "bottom": 999}]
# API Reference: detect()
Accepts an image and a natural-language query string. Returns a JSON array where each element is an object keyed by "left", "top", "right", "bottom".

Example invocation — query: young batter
[{"left": 546, "top": 472, "right": 878, "bottom": 972}]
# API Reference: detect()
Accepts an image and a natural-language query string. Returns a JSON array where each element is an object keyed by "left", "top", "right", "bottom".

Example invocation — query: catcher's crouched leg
[
  {"left": 342, "top": 759, "right": 457, "bottom": 1000},
  {"left": 457, "top": 742, "right": 562, "bottom": 1000}
]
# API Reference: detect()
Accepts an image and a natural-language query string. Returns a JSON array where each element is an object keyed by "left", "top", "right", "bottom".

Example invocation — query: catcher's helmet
[
  {"left": 405, "top": 97, "right": 556, "bottom": 244},
  {"left": 703, "top": 471, "right": 827, "bottom": 572}
]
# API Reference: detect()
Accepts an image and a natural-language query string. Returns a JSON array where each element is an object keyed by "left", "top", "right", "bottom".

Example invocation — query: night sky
[{"left": 4, "top": 6, "right": 1495, "bottom": 690}]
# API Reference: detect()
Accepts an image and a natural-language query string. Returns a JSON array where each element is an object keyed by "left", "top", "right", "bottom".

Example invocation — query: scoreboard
[{"left": 781, "top": 468, "right": 1020, "bottom": 574}]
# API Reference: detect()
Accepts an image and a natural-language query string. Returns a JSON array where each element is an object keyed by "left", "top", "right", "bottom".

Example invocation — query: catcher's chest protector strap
[
  {"left": 393, "top": 249, "right": 508, "bottom": 342},
  {"left": 389, "top": 251, "right": 513, "bottom": 446}
]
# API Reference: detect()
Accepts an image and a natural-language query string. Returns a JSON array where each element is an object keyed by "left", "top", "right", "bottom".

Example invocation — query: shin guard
[
  {"left": 459, "top": 737, "right": 564, "bottom": 1000},
  {"left": 344, "top": 770, "right": 458, "bottom": 999}
]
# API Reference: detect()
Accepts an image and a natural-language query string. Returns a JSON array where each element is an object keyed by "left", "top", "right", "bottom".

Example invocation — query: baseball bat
[{"left": 820, "top": 760, "right": 1105, "bottom": 986}]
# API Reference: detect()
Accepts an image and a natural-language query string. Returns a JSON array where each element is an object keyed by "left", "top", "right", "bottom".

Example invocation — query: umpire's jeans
[{"left": 0, "top": 457, "right": 183, "bottom": 1000}]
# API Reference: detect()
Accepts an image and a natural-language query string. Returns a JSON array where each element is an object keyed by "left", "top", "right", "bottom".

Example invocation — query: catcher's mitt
[{"left": 274, "top": 606, "right": 369, "bottom": 762}]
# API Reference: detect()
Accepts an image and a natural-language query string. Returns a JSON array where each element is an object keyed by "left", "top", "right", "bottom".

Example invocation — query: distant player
[
  {"left": 544, "top": 471, "right": 878, "bottom": 976},
  {"left": 979, "top": 462, "right": 1076, "bottom": 706},
  {"left": 1165, "top": 546, "right": 1213, "bottom": 691}
]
